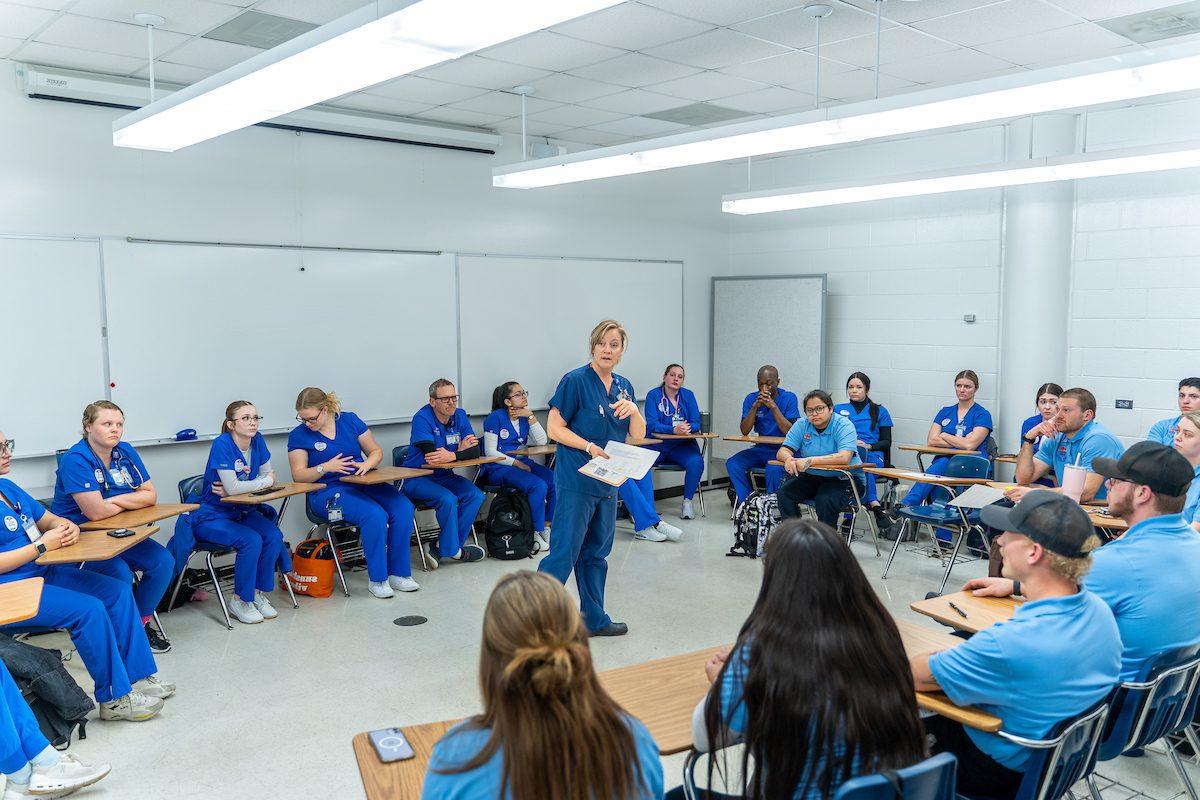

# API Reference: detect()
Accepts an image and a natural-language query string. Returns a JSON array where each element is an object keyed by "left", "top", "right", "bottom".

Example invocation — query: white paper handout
[
  {"left": 577, "top": 441, "right": 660, "bottom": 487},
  {"left": 947, "top": 484, "right": 1007, "bottom": 509}
]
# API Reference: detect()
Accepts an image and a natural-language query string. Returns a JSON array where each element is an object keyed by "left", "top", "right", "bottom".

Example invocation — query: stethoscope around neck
[{"left": 87, "top": 443, "right": 145, "bottom": 492}]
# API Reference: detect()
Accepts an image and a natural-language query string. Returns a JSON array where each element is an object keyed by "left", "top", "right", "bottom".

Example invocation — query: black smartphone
[
  {"left": 106, "top": 528, "right": 135, "bottom": 538},
  {"left": 368, "top": 728, "right": 415, "bottom": 763},
  {"left": 250, "top": 487, "right": 278, "bottom": 496}
]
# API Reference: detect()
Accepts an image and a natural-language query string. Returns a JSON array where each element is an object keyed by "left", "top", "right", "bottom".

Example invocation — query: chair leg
[
  {"left": 415, "top": 521, "right": 433, "bottom": 572},
  {"left": 165, "top": 568, "right": 187, "bottom": 615},
  {"left": 1185, "top": 724, "right": 1200, "bottom": 759},
  {"left": 326, "top": 526, "right": 350, "bottom": 597},
  {"left": 1170, "top": 744, "right": 1200, "bottom": 800},
  {"left": 863, "top": 504, "right": 881, "bottom": 557},
  {"left": 937, "top": 527, "right": 969, "bottom": 595},
  {"left": 1086, "top": 775, "right": 1104, "bottom": 800},
  {"left": 280, "top": 566, "right": 298, "bottom": 609},
  {"left": 697, "top": 486, "right": 707, "bottom": 517},
  {"left": 882, "top": 519, "right": 907, "bottom": 579},
  {"left": 205, "top": 553, "right": 233, "bottom": 630},
  {"left": 151, "top": 611, "right": 165, "bottom": 639}
]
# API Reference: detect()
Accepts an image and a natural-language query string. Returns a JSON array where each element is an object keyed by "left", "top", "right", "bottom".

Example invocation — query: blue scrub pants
[
  {"left": 315, "top": 484, "right": 415, "bottom": 581},
  {"left": 902, "top": 455, "right": 950, "bottom": 506},
  {"left": 83, "top": 537, "right": 174, "bottom": 621},
  {"left": 538, "top": 488, "right": 615, "bottom": 633},
  {"left": 192, "top": 507, "right": 284, "bottom": 602},
  {"left": 1, "top": 568, "right": 156, "bottom": 703},
  {"left": 401, "top": 474, "right": 485, "bottom": 559},
  {"left": 862, "top": 450, "right": 885, "bottom": 504},
  {"left": 619, "top": 475, "right": 660, "bottom": 531},
  {"left": 726, "top": 446, "right": 784, "bottom": 504},
  {"left": 0, "top": 662, "right": 51, "bottom": 775},
  {"left": 656, "top": 441, "right": 703, "bottom": 500},
  {"left": 481, "top": 459, "right": 556, "bottom": 532}
]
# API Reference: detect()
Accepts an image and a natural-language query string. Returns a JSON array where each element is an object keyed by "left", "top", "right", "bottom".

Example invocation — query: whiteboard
[
  {"left": 0, "top": 236, "right": 107, "bottom": 456},
  {"left": 710, "top": 275, "right": 825, "bottom": 462},
  {"left": 102, "top": 240, "right": 457, "bottom": 442},
  {"left": 457, "top": 255, "right": 684, "bottom": 414}
]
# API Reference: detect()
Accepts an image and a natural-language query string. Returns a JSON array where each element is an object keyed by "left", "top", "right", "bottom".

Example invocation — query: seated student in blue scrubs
[
  {"left": 1018, "top": 383, "right": 1063, "bottom": 488},
  {"left": 191, "top": 401, "right": 287, "bottom": 625},
  {"left": 51, "top": 401, "right": 176, "bottom": 654},
  {"left": 902, "top": 370, "right": 993, "bottom": 508},
  {"left": 481, "top": 381, "right": 555, "bottom": 552},
  {"left": 775, "top": 390, "right": 862, "bottom": 526},
  {"left": 1010, "top": 388, "right": 1124, "bottom": 504},
  {"left": 1173, "top": 412, "right": 1200, "bottom": 532},
  {"left": 288, "top": 387, "right": 418, "bottom": 599},
  {"left": 726, "top": 365, "right": 799, "bottom": 505},
  {"left": 0, "top": 429, "right": 172, "bottom": 724},
  {"left": 1147, "top": 377, "right": 1200, "bottom": 445},
  {"left": 400, "top": 380, "right": 486, "bottom": 567},
  {"left": 912, "top": 491, "right": 1121, "bottom": 800},
  {"left": 644, "top": 364, "right": 704, "bottom": 520},
  {"left": 664, "top": 519, "right": 927, "bottom": 800},
  {"left": 423, "top": 571, "right": 662, "bottom": 800},
  {"left": 834, "top": 372, "right": 892, "bottom": 512}
]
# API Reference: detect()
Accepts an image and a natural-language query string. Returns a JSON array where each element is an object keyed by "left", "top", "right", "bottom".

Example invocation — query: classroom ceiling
[{"left": 2, "top": 0, "right": 1197, "bottom": 149}]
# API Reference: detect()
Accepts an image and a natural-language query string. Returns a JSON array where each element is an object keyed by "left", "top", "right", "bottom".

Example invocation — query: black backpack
[
  {"left": 728, "top": 491, "right": 780, "bottom": 558},
  {"left": 0, "top": 635, "right": 93, "bottom": 750},
  {"left": 484, "top": 488, "right": 538, "bottom": 560}
]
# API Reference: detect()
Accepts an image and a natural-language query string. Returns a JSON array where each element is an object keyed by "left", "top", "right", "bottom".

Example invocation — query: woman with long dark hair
[
  {"left": 422, "top": 571, "right": 662, "bottom": 799},
  {"left": 834, "top": 372, "right": 893, "bottom": 512},
  {"left": 480, "top": 381, "right": 555, "bottom": 551},
  {"left": 666, "top": 519, "right": 927, "bottom": 799}
]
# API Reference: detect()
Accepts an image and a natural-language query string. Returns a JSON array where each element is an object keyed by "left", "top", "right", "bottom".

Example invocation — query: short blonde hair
[
  {"left": 82, "top": 400, "right": 123, "bottom": 436},
  {"left": 295, "top": 387, "right": 340, "bottom": 416},
  {"left": 589, "top": 320, "right": 627, "bottom": 352},
  {"left": 1046, "top": 535, "right": 1100, "bottom": 584}
]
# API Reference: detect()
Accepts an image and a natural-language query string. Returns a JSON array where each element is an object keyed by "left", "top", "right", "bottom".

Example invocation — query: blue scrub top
[
  {"left": 1184, "top": 465, "right": 1200, "bottom": 525},
  {"left": 1148, "top": 415, "right": 1181, "bottom": 447},
  {"left": 422, "top": 713, "right": 663, "bottom": 800},
  {"left": 1020, "top": 414, "right": 1047, "bottom": 451},
  {"left": 930, "top": 589, "right": 1120, "bottom": 771},
  {"left": 833, "top": 401, "right": 893, "bottom": 448},
  {"left": 644, "top": 386, "right": 701, "bottom": 437},
  {"left": 403, "top": 406, "right": 476, "bottom": 468},
  {"left": 51, "top": 439, "right": 152, "bottom": 525},
  {"left": 1086, "top": 513, "right": 1200, "bottom": 680},
  {"left": 930, "top": 403, "right": 993, "bottom": 454},
  {"left": 286, "top": 410, "right": 367, "bottom": 488},
  {"left": 550, "top": 364, "right": 635, "bottom": 499},
  {"left": 483, "top": 409, "right": 530, "bottom": 455},
  {"left": 1033, "top": 419, "right": 1125, "bottom": 500},
  {"left": 780, "top": 415, "right": 862, "bottom": 479},
  {"left": 200, "top": 432, "right": 271, "bottom": 507},
  {"left": 742, "top": 389, "right": 800, "bottom": 443},
  {"left": 0, "top": 480, "right": 47, "bottom": 581}
]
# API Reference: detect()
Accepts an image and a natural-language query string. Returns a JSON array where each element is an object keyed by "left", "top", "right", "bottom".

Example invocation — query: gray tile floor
[{"left": 13, "top": 497, "right": 1200, "bottom": 799}]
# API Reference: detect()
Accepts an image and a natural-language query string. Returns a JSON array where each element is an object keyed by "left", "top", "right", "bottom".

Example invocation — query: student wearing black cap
[{"left": 912, "top": 491, "right": 1121, "bottom": 799}]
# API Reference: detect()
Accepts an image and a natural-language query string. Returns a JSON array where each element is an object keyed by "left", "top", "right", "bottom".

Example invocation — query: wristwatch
[
  {"left": 34, "top": 541, "right": 47, "bottom": 556},
  {"left": 316, "top": 464, "right": 325, "bottom": 474}
]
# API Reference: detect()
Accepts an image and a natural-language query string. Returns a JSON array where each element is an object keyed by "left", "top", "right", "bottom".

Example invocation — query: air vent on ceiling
[
  {"left": 643, "top": 103, "right": 754, "bottom": 126},
  {"left": 203, "top": 11, "right": 317, "bottom": 50},
  {"left": 1098, "top": 1, "right": 1200, "bottom": 44}
]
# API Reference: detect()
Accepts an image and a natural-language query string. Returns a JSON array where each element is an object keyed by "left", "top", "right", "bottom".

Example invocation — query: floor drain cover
[{"left": 394, "top": 615, "right": 427, "bottom": 627}]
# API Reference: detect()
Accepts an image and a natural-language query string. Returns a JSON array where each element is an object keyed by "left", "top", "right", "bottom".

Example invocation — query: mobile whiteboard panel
[
  {"left": 102, "top": 240, "right": 457, "bottom": 442},
  {"left": 457, "top": 255, "right": 683, "bottom": 414},
  {"left": 710, "top": 275, "right": 825, "bottom": 462}
]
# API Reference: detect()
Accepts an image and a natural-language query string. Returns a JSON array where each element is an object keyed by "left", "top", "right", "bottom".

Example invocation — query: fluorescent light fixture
[
  {"left": 493, "top": 42, "right": 1200, "bottom": 189},
  {"left": 113, "top": 0, "right": 621, "bottom": 151},
  {"left": 721, "top": 140, "right": 1200, "bottom": 214}
]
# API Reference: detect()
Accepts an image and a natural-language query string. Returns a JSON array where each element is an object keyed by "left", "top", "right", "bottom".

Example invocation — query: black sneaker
[
  {"left": 457, "top": 544, "right": 485, "bottom": 562},
  {"left": 589, "top": 622, "right": 628, "bottom": 637},
  {"left": 144, "top": 623, "right": 171, "bottom": 654}
]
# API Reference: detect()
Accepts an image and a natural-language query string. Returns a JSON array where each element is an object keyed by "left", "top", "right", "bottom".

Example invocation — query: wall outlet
[{"left": 1115, "top": 399, "right": 1134, "bottom": 409}]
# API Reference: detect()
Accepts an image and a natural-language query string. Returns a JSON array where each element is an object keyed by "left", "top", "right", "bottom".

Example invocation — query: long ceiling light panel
[
  {"left": 113, "top": 0, "right": 622, "bottom": 152},
  {"left": 721, "top": 140, "right": 1200, "bottom": 214},
  {"left": 493, "top": 43, "right": 1200, "bottom": 189}
]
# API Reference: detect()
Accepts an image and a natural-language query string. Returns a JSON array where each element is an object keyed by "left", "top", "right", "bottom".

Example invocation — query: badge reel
[
  {"left": 21, "top": 514, "right": 39, "bottom": 543},
  {"left": 326, "top": 492, "right": 344, "bottom": 523}
]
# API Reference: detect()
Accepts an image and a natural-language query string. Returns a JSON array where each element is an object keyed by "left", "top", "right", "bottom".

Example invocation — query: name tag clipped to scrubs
[
  {"left": 21, "top": 515, "right": 39, "bottom": 543},
  {"left": 326, "top": 492, "right": 344, "bottom": 523},
  {"left": 110, "top": 468, "right": 127, "bottom": 487},
  {"left": 446, "top": 433, "right": 461, "bottom": 448}
]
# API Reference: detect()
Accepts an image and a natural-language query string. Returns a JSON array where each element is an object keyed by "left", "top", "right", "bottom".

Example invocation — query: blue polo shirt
[
  {"left": 742, "top": 389, "right": 799, "bottom": 447},
  {"left": 0, "top": 480, "right": 47, "bottom": 581},
  {"left": 833, "top": 401, "right": 893, "bottom": 448},
  {"left": 1148, "top": 415, "right": 1181, "bottom": 446},
  {"left": 780, "top": 414, "right": 862, "bottom": 479},
  {"left": 644, "top": 386, "right": 701, "bottom": 436},
  {"left": 550, "top": 364, "right": 635, "bottom": 499},
  {"left": 286, "top": 411, "right": 367, "bottom": 488},
  {"left": 1034, "top": 419, "right": 1124, "bottom": 500},
  {"left": 51, "top": 439, "right": 152, "bottom": 525},
  {"left": 1184, "top": 465, "right": 1200, "bottom": 526},
  {"left": 403, "top": 406, "right": 475, "bottom": 468},
  {"left": 931, "top": 403, "right": 992, "bottom": 454},
  {"left": 1085, "top": 513, "right": 1200, "bottom": 680},
  {"left": 930, "top": 590, "right": 1120, "bottom": 771}
]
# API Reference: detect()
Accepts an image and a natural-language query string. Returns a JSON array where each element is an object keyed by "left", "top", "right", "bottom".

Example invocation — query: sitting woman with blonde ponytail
[{"left": 422, "top": 571, "right": 663, "bottom": 800}]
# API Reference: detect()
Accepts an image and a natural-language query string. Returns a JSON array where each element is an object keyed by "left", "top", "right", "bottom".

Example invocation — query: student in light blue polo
[
  {"left": 902, "top": 370, "right": 993, "bottom": 508},
  {"left": 1011, "top": 388, "right": 1124, "bottom": 504},
  {"left": 912, "top": 491, "right": 1120, "bottom": 799},
  {"left": 644, "top": 364, "right": 704, "bottom": 519},
  {"left": 480, "top": 381, "right": 555, "bottom": 552},
  {"left": 1147, "top": 377, "right": 1200, "bottom": 445},
  {"left": 775, "top": 390, "right": 862, "bottom": 526},
  {"left": 833, "top": 372, "right": 892, "bottom": 510},
  {"left": 1173, "top": 412, "right": 1200, "bottom": 531},
  {"left": 726, "top": 365, "right": 799, "bottom": 505}
]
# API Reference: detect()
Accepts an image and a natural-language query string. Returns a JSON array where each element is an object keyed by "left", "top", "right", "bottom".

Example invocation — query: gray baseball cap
[{"left": 980, "top": 490, "right": 1094, "bottom": 558}]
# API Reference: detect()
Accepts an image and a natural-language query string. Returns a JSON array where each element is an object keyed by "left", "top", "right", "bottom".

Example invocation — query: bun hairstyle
[
  {"left": 501, "top": 636, "right": 590, "bottom": 700},
  {"left": 82, "top": 400, "right": 124, "bottom": 436}
]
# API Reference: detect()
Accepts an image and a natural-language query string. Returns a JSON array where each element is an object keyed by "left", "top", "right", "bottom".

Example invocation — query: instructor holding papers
[{"left": 539, "top": 320, "right": 645, "bottom": 638}]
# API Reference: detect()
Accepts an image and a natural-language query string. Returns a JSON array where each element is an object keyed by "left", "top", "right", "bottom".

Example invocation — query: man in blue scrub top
[
  {"left": 725, "top": 365, "right": 799, "bottom": 505},
  {"left": 1011, "top": 388, "right": 1124, "bottom": 503},
  {"left": 912, "top": 491, "right": 1120, "bottom": 799},
  {"left": 774, "top": 390, "right": 862, "bottom": 525},
  {"left": 1147, "top": 377, "right": 1200, "bottom": 445}
]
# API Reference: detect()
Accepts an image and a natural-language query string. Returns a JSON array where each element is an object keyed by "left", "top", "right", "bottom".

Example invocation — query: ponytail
[{"left": 846, "top": 372, "right": 881, "bottom": 431}]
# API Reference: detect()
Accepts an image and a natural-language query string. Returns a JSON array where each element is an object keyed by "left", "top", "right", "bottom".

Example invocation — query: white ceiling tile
[
  {"left": 835, "top": 0, "right": 1013, "bottom": 24},
  {"left": 159, "top": 36, "right": 260, "bottom": 70},
  {"left": 522, "top": 73, "right": 625, "bottom": 103},
  {"left": 252, "top": 0, "right": 365, "bottom": 25},
  {"left": 718, "top": 85, "right": 816, "bottom": 113},
  {"left": 3, "top": 0, "right": 75, "bottom": 9},
  {"left": 130, "top": 60, "right": 215, "bottom": 84},
  {"left": 732, "top": 4, "right": 888, "bottom": 49},
  {"left": 361, "top": 75, "right": 489, "bottom": 105},
  {"left": 479, "top": 31, "right": 625, "bottom": 72},
  {"left": 0, "top": 34, "right": 21, "bottom": 56},
  {"left": 580, "top": 87, "right": 689, "bottom": 114},
  {"left": 14, "top": 40, "right": 146, "bottom": 74},
  {"left": 36, "top": 13, "right": 190, "bottom": 58},
  {"left": 67, "top": 0, "right": 241, "bottom": 36},
  {"left": 913, "top": 0, "right": 1082, "bottom": 46},
  {"left": 1044, "top": 0, "right": 1186, "bottom": 20},
  {"left": 639, "top": 0, "right": 811, "bottom": 26},
  {"left": 976, "top": 22, "right": 1138, "bottom": 64},
  {"left": 643, "top": 28, "right": 789, "bottom": 69},
  {"left": 721, "top": 51, "right": 856, "bottom": 85},
  {"left": 323, "top": 92, "right": 435, "bottom": 118},
  {"left": 819, "top": 26, "right": 959, "bottom": 69},
  {"left": 551, "top": 3, "right": 712, "bottom": 50},
  {"left": 414, "top": 56, "right": 551, "bottom": 92},
  {"left": 790, "top": 67, "right": 914, "bottom": 99},
  {"left": 526, "top": 104, "right": 625, "bottom": 127},
  {"left": 645, "top": 71, "right": 768, "bottom": 101},
  {"left": 568, "top": 52, "right": 700, "bottom": 87},
  {"left": 590, "top": 115, "right": 690, "bottom": 136},
  {"left": 877, "top": 47, "right": 1016, "bottom": 84},
  {"left": 492, "top": 117, "right": 571, "bottom": 136},
  {"left": 446, "top": 90, "right": 560, "bottom": 116},
  {"left": 555, "top": 127, "right": 634, "bottom": 146},
  {"left": 0, "top": 2, "right": 55, "bottom": 38},
  {"left": 413, "top": 107, "right": 506, "bottom": 128}
]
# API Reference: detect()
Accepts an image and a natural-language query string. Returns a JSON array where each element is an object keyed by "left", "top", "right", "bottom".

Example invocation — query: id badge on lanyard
[{"left": 21, "top": 514, "right": 38, "bottom": 542}]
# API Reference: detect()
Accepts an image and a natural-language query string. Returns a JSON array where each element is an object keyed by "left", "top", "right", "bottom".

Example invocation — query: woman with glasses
[
  {"left": 481, "top": 382, "right": 555, "bottom": 552},
  {"left": 50, "top": 401, "right": 176, "bottom": 654},
  {"left": 190, "top": 401, "right": 288, "bottom": 625},
  {"left": 774, "top": 390, "right": 861, "bottom": 526},
  {"left": 644, "top": 364, "right": 704, "bottom": 520},
  {"left": 287, "top": 387, "right": 418, "bottom": 599}
]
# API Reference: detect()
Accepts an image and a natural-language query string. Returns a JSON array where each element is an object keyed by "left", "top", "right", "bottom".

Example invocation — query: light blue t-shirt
[
  {"left": 422, "top": 714, "right": 663, "bottom": 800},
  {"left": 1184, "top": 464, "right": 1200, "bottom": 526},
  {"left": 741, "top": 389, "right": 800, "bottom": 444},
  {"left": 1085, "top": 513, "right": 1200, "bottom": 680},
  {"left": 1033, "top": 419, "right": 1125, "bottom": 501},
  {"left": 780, "top": 414, "right": 862, "bottom": 479},
  {"left": 1148, "top": 415, "right": 1181, "bottom": 447},
  {"left": 931, "top": 403, "right": 993, "bottom": 455},
  {"left": 930, "top": 590, "right": 1121, "bottom": 771}
]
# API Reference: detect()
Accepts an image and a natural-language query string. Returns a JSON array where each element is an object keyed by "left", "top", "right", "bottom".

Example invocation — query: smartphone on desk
[
  {"left": 106, "top": 528, "right": 135, "bottom": 538},
  {"left": 249, "top": 487, "right": 278, "bottom": 497},
  {"left": 368, "top": 727, "right": 415, "bottom": 763}
]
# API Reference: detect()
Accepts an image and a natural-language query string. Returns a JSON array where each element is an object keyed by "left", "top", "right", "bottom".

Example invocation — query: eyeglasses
[
  {"left": 804, "top": 405, "right": 829, "bottom": 416},
  {"left": 434, "top": 395, "right": 459, "bottom": 403},
  {"left": 508, "top": 391, "right": 529, "bottom": 400},
  {"left": 296, "top": 410, "right": 323, "bottom": 424},
  {"left": 236, "top": 415, "right": 264, "bottom": 423},
  {"left": 0, "top": 440, "right": 13, "bottom": 456}
]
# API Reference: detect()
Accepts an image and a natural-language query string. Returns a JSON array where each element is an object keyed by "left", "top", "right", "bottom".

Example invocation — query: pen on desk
[{"left": 947, "top": 601, "right": 968, "bottom": 619}]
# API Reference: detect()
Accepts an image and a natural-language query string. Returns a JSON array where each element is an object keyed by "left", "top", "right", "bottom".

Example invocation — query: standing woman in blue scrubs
[
  {"left": 539, "top": 320, "right": 645, "bottom": 638},
  {"left": 901, "top": 370, "right": 993, "bottom": 507},
  {"left": 833, "top": 372, "right": 893, "bottom": 512},
  {"left": 644, "top": 364, "right": 704, "bottom": 520},
  {"left": 51, "top": 401, "right": 176, "bottom": 654},
  {"left": 481, "top": 381, "right": 555, "bottom": 553}
]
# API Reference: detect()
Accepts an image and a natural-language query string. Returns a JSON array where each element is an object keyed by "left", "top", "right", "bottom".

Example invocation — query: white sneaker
[
  {"left": 26, "top": 753, "right": 111, "bottom": 797},
  {"left": 656, "top": 520, "right": 684, "bottom": 542},
  {"left": 634, "top": 526, "right": 667, "bottom": 542},
  {"left": 253, "top": 592, "right": 278, "bottom": 620},
  {"left": 534, "top": 531, "right": 550, "bottom": 552},
  {"left": 99, "top": 691, "right": 163, "bottom": 722},
  {"left": 133, "top": 675, "right": 175, "bottom": 699},
  {"left": 680, "top": 499, "right": 696, "bottom": 520},
  {"left": 228, "top": 598, "right": 264, "bottom": 624},
  {"left": 368, "top": 580, "right": 394, "bottom": 599},
  {"left": 388, "top": 576, "right": 420, "bottom": 592}
]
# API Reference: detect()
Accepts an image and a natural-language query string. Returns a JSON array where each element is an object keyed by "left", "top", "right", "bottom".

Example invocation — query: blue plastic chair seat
[
  {"left": 834, "top": 752, "right": 957, "bottom": 800},
  {"left": 899, "top": 506, "right": 980, "bottom": 525}
]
